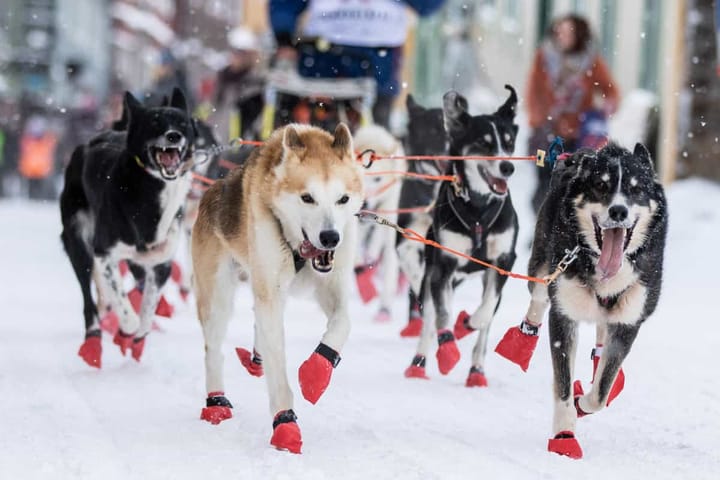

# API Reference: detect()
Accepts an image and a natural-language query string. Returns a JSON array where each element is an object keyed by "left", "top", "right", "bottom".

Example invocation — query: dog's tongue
[
  {"left": 597, "top": 228, "right": 625, "bottom": 280},
  {"left": 492, "top": 178, "right": 508, "bottom": 194},
  {"left": 299, "top": 240, "right": 323, "bottom": 259},
  {"left": 157, "top": 150, "right": 180, "bottom": 169}
]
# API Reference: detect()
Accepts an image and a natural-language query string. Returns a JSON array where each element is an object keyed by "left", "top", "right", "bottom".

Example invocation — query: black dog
[
  {"left": 404, "top": 86, "right": 519, "bottom": 387},
  {"left": 60, "top": 88, "right": 196, "bottom": 368},
  {"left": 499, "top": 143, "right": 667, "bottom": 459},
  {"left": 395, "top": 94, "right": 448, "bottom": 337}
]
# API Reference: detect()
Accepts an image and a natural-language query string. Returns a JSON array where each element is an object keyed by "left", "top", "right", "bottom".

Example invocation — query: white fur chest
[
  {"left": 554, "top": 261, "right": 648, "bottom": 326},
  {"left": 154, "top": 175, "right": 191, "bottom": 244}
]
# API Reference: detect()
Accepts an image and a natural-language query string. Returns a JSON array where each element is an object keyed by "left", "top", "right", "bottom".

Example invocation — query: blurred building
[{"left": 0, "top": 0, "right": 111, "bottom": 107}]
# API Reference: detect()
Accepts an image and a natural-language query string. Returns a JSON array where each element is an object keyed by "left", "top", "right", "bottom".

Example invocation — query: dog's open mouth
[
  {"left": 480, "top": 168, "right": 508, "bottom": 195},
  {"left": 593, "top": 217, "right": 636, "bottom": 280},
  {"left": 150, "top": 146, "right": 185, "bottom": 179},
  {"left": 299, "top": 240, "right": 335, "bottom": 273}
]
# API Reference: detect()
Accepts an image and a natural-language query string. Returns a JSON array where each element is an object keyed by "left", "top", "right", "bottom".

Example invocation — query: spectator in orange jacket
[{"left": 526, "top": 14, "right": 620, "bottom": 213}]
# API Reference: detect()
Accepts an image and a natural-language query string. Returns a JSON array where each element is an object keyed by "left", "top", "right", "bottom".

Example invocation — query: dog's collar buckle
[{"left": 452, "top": 176, "right": 470, "bottom": 202}]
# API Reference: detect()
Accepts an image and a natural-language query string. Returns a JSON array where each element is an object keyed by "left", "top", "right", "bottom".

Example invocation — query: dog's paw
[
  {"left": 573, "top": 380, "right": 590, "bottom": 418},
  {"left": 99, "top": 310, "right": 119, "bottom": 335},
  {"left": 78, "top": 333, "right": 102, "bottom": 369},
  {"left": 236, "top": 347, "right": 264, "bottom": 377},
  {"left": 200, "top": 392, "right": 233, "bottom": 425},
  {"left": 547, "top": 431, "right": 583, "bottom": 459},
  {"left": 131, "top": 336, "right": 146, "bottom": 362},
  {"left": 113, "top": 330, "right": 134, "bottom": 356},
  {"left": 453, "top": 310, "right": 475, "bottom": 340},
  {"left": 270, "top": 409, "right": 302, "bottom": 454},
  {"left": 465, "top": 366, "right": 488, "bottom": 388},
  {"left": 436, "top": 330, "right": 461, "bottom": 375},
  {"left": 355, "top": 265, "right": 378, "bottom": 303},
  {"left": 128, "top": 287, "right": 143, "bottom": 314},
  {"left": 298, "top": 344, "right": 340, "bottom": 405},
  {"left": 494, "top": 322, "right": 540, "bottom": 372},
  {"left": 404, "top": 355, "right": 430, "bottom": 379},
  {"left": 155, "top": 295, "right": 174, "bottom": 318},
  {"left": 399, "top": 317, "right": 423, "bottom": 338}
]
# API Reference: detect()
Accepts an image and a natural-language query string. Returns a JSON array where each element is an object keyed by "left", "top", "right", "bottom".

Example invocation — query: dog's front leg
[
  {"left": 376, "top": 226, "right": 399, "bottom": 322},
  {"left": 429, "top": 258, "right": 461, "bottom": 376},
  {"left": 253, "top": 277, "right": 302, "bottom": 453},
  {"left": 577, "top": 322, "right": 639, "bottom": 415},
  {"left": 547, "top": 306, "right": 583, "bottom": 459},
  {"left": 95, "top": 256, "right": 140, "bottom": 338},
  {"left": 300, "top": 272, "right": 351, "bottom": 405}
]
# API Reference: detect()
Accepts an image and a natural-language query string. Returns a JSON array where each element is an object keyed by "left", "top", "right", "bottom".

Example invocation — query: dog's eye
[
  {"left": 337, "top": 194, "right": 350, "bottom": 205},
  {"left": 593, "top": 180, "right": 609, "bottom": 193},
  {"left": 300, "top": 194, "right": 315, "bottom": 204}
]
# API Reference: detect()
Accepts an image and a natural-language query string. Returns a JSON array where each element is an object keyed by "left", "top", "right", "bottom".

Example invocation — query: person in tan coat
[{"left": 526, "top": 14, "right": 620, "bottom": 213}]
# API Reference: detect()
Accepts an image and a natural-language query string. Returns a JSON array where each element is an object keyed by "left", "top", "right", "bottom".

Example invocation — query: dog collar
[{"left": 134, "top": 155, "right": 146, "bottom": 169}]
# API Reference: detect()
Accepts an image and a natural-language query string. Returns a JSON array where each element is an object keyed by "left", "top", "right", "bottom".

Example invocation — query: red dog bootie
[
  {"left": 573, "top": 380, "right": 591, "bottom": 418},
  {"left": 128, "top": 288, "right": 174, "bottom": 318},
  {"left": 236, "top": 347, "right": 264, "bottom": 377},
  {"left": 200, "top": 391, "right": 233, "bottom": 425},
  {"left": 131, "top": 336, "right": 146, "bottom": 362},
  {"left": 453, "top": 310, "right": 475, "bottom": 340},
  {"left": 494, "top": 319, "right": 540, "bottom": 372},
  {"left": 547, "top": 431, "right": 583, "bottom": 459},
  {"left": 170, "top": 261, "right": 182, "bottom": 284},
  {"left": 354, "top": 264, "right": 378, "bottom": 303},
  {"left": 399, "top": 317, "right": 423, "bottom": 338},
  {"left": 113, "top": 330, "right": 134, "bottom": 356},
  {"left": 298, "top": 343, "right": 340, "bottom": 404},
  {"left": 591, "top": 346, "right": 625, "bottom": 406},
  {"left": 404, "top": 355, "right": 430, "bottom": 379},
  {"left": 270, "top": 409, "right": 302, "bottom": 454},
  {"left": 465, "top": 366, "right": 488, "bottom": 388},
  {"left": 436, "top": 330, "right": 460, "bottom": 375},
  {"left": 78, "top": 331, "right": 102, "bottom": 368}
]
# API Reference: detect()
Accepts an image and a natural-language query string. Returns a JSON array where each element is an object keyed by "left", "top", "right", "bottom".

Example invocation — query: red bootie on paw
[
  {"left": 573, "top": 380, "right": 590, "bottom": 418},
  {"left": 100, "top": 310, "right": 119, "bottom": 335},
  {"left": 547, "top": 431, "right": 583, "bottom": 459},
  {"left": 436, "top": 330, "right": 460, "bottom": 375},
  {"left": 465, "top": 367, "right": 488, "bottom": 387},
  {"left": 453, "top": 310, "right": 475, "bottom": 340},
  {"left": 113, "top": 330, "right": 134, "bottom": 356},
  {"left": 236, "top": 347, "right": 264, "bottom": 377},
  {"left": 155, "top": 295, "right": 174, "bottom": 318},
  {"left": 298, "top": 344, "right": 340, "bottom": 405},
  {"left": 494, "top": 321, "right": 540, "bottom": 372},
  {"left": 200, "top": 391, "right": 233, "bottom": 425},
  {"left": 404, "top": 355, "right": 430, "bottom": 379},
  {"left": 270, "top": 410, "right": 302, "bottom": 454},
  {"left": 170, "top": 261, "right": 182, "bottom": 284},
  {"left": 128, "top": 288, "right": 143, "bottom": 313},
  {"left": 119, "top": 260, "right": 129, "bottom": 277},
  {"left": 131, "top": 337, "right": 146, "bottom": 362},
  {"left": 592, "top": 349, "right": 625, "bottom": 406},
  {"left": 78, "top": 334, "right": 102, "bottom": 369},
  {"left": 355, "top": 265, "right": 378, "bottom": 303},
  {"left": 399, "top": 317, "right": 423, "bottom": 338}
]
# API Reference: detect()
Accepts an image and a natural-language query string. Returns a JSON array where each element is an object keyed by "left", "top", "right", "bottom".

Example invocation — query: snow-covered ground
[{"left": 1, "top": 163, "right": 719, "bottom": 479}]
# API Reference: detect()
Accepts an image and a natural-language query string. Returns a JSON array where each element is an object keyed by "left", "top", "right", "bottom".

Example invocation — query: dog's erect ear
[
  {"left": 170, "top": 87, "right": 188, "bottom": 112},
  {"left": 332, "top": 122, "right": 353, "bottom": 157},
  {"left": 112, "top": 101, "right": 130, "bottom": 131},
  {"left": 160, "top": 95, "right": 170, "bottom": 107},
  {"left": 633, "top": 142, "right": 654, "bottom": 173},
  {"left": 442, "top": 91, "right": 469, "bottom": 137},
  {"left": 283, "top": 125, "right": 305, "bottom": 152},
  {"left": 123, "top": 91, "right": 143, "bottom": 126},
  {"left": 495, "top": 85, "right": 518, "bottom": 121},
  {"left": 406, "top": 94, "right": 422, "bottom": 113}
]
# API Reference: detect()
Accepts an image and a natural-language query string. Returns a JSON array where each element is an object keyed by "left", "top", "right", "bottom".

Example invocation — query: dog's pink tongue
[
  {"left": 299, "top": 240, "right": 323, "bottom": 259},
  {"left": 492, "top": 178, "right": 508, "bottom": 194},
  {"left": 597, "top": 228, "right": 625, "bottom": 280},
  {"left": 157, "top": 150, "right": 180, "bottom": 168}
]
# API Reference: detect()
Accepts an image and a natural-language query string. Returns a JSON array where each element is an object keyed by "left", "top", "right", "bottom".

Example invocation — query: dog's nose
[
  {"left": 499, "top": 161, "right": 514, "bottom": 177},
  {"left": 608, "top": 205, "right": 628, "bottom": 222},
  {"left": 165, "top": 131, "right": 182, "bottom": 143},
  {"left": 319, "top": 230, "right": 340, "bottom": 249}
]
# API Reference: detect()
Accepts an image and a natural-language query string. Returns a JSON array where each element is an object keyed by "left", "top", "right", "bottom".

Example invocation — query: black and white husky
[
  {"left": 499, "top": 143, "right": 667, "bottom": 459},
  {"left": 404, "top": 87, "right": 519, "bottom": 387},
  {"left": 60, "top": 88, "right": 196, "bottom": 368}
]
